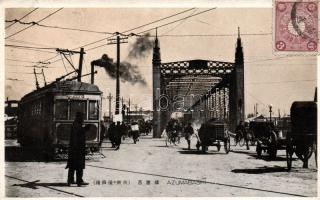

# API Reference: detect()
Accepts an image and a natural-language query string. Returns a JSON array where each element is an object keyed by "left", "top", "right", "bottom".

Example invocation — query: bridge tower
[
  {"left": 152, "top": 29, "right": 162, "bottom": 138},
  {"left": 229, "top": 27, "right": 245, "bottom": 132}
]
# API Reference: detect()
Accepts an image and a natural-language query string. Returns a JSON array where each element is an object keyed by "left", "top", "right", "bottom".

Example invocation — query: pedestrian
[
  {"left": 114, "top": 121, "right": 122, "bottom": 150},
  {"left": 184, "top": 122, "right": 194, "bottom": 149},
  {"left": 66, "top": 112, "right": 90, "bottom": 187},
  {"left": 236, "top": 121, "right": 250, "bottom": 150},
  {"left": 131, "top": 121, "right": 140, "bottom": 144},
  {"left": 108, "top": 122, "right": 116, "bottom": 148},
  {"left": 175, "top": 122, "right": 182, "bottom": 144}
]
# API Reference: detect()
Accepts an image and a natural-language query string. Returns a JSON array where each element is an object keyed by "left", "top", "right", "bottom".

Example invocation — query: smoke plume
[
  {"left": 92, "top": 54, "right": 147, "bottom": 85},
  {"left": 128, "top": 33, "right": 153, "bottom": 59}
]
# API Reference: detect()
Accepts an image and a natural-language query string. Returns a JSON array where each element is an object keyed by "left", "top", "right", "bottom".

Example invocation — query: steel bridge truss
[{"left": 160, "top": 59, "right": 234, "bottom": 123}]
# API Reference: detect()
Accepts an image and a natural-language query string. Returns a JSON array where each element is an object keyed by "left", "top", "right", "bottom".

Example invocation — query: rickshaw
[
  {"left": 250, "top": 119, "right": 286, "bottom": 159},
  {"left": 196, "top": 120, "right": 230, "bottom": 154},
  {"left": 286, "top": 101, "right": 317, "bottom": 170}
]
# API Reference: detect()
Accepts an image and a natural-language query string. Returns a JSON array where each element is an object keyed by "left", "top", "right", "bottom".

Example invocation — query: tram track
[
  {"left": 86, "top": 164, "right": 309, "bottom": 197},
  {"left": 5, "top": 175, "right": 84, "bottom": 197}
]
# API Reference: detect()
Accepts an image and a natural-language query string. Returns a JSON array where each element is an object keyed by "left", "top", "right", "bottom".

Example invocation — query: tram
[{"left": 17, "top": 80, "right": 102, "bottom": 156}]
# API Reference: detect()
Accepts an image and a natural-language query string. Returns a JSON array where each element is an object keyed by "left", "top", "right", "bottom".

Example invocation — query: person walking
[
  {"left": 108, "top": 122, "right": 116, "bottom": 148},
  {"left": 184, "top": 123, "right": 194, "bottom": 149},
  {"left": 236, "top": 121, "right": 250, "bottom": 150},
  {"left": 66, "top": 112, "right": 89, "bottom": 187}
]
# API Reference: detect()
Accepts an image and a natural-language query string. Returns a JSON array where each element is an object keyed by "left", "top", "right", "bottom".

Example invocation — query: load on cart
[{"left": 196, "top": 119, "right": 230, "bottom": 154}]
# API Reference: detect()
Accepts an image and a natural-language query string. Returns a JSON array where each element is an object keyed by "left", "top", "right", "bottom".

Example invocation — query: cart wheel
[
  {"left": 201, "top": 145, "right": 207, "bottom": 153},
  {"left": 286, "top": 145, "right": 293, "bottom": 171},
  {"left": 224, "top": 137, "right": 231, "bottom": 154},
  {"left": 296, "top": 145, "right": 312, "bottom": 168},
  {"left": 256, "top": 143, "right": 262, "bottom": 158}
]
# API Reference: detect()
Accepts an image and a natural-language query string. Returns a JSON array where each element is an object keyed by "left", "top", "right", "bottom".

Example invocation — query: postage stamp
[{"left": 274, "top": 0, "right": 318, "bottom": 52}]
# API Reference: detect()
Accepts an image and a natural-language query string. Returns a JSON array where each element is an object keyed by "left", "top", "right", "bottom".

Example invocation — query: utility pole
[
  {"left": 121, "top": 97, "right": 124, "bottom": 108},
  {"left": 33, "top": 68, "right": 39, "bottom": 89},
  {"left": 107, "top": 93, "right": 113, "bottom": 120},
  {"left": 107, "top": 33, "right": 128, "bottom": 115},
  {"left": 78, "top": 47, "right": 85, "bottom": 82},
  {"left": 41, "top": 69, "right": 47, "bottom": 86},
  {"left": 56, "top": 48, "right": 86, "bottom": 82}
]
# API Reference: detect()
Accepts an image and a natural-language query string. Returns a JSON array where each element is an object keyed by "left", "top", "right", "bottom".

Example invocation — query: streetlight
[{"left": 268, "top": 104, "right": 273, "bottom": 123}]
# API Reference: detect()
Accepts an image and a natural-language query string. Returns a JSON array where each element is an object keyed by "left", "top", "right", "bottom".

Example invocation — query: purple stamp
[{"left": 275, "top": 0, "right": 318, "bottom": 52}]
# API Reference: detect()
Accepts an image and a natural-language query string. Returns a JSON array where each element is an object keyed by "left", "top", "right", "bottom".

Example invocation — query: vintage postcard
[{"left": 2, "top": 0, "right": 318, "bottom": 198}]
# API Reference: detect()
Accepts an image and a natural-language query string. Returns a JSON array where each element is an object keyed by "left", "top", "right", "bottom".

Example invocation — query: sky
[{"left": 4, "top": 7, "right": 317, "bottom": 117}]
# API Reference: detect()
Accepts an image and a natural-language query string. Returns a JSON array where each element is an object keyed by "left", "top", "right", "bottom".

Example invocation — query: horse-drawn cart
[
  {"left": 196, "top": 120, "right": 230, "bottom": 154},
  {"left": 286, "top": 101, "right": 317, "bottom": 170},
  {"left": 250, "top": 120, "right": 286, "bottom": 159}
]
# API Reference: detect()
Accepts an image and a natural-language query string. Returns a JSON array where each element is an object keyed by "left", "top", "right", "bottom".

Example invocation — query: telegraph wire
[
  {"left": 72, "top": 8, "right": 197, "bottom": 50},
  {"left": 86, "top": 8, "right": 216, "bottom": 52},
  {"left": 6, "top": 64, "right": 50, "bottom": 68},
  {"left": 160, "top": 8, "right": 199, "bottom": 36},
  {"left": 122, "top": 8, "right": 196, "bottom": 34},
  {"left": 5, "top": 19, "right": 114, "bottom": 35},
  {"left": 5, "top": 46, "right": 57, "bottom": 54},
  {"left": 5, "top": 8, "right": 63, "bottom": 39},
  {"left": 6, "top": 58, "right": 50, "bottom": 64},
  {"left": 5, "top": 8, "right": 38, "bottom": 29},
  {"left": 37, "top": 8, "right": 198, "bottom": 65},
  {"left": 7, "top": 38, "right": 56, "bottom": 48},
  {"left": 247, "top": 79, "right": 316, "bottom": 85},
  {"left": 135, "top": 8, "right": 216, "bottom": 35},
  {"left": 5, "top": 44, "right": 57, "bottom": 50}
]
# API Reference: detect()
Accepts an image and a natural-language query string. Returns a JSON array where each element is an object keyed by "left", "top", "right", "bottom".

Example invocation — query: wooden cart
[{"left": 286, "top": 101, "right": 317, "bottom": 170}]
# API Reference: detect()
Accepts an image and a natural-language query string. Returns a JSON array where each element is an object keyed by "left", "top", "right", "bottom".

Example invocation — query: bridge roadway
[{"left": 5, "top": 135, "right": 317, "bottom": 197}]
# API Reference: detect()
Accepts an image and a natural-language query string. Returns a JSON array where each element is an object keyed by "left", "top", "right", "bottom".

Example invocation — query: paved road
[{"left": 5, "top": 136, "right": 317, "bottom": 197}]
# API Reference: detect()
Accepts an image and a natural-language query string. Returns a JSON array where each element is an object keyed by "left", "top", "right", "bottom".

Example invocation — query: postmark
[{"left": 274, "top": 0, "right": 318, "bottom": 52}]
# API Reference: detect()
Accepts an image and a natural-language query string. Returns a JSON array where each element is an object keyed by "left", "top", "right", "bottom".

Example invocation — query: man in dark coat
[
  {"left": 66, "top": 112, "right": 89, "bottom": 186},
  {"left": 108, "top": 122, "right": 116, "bottom": 148},
  {"left": 114, "top": 121, "right": 122, "bottom": 150}
]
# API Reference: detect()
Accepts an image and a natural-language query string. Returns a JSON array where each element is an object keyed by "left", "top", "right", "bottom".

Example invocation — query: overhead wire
[
  {"left": 36, "top": 8, "right": 198, "bottom": 66},
  {"left": 5, "top": 19, "right": 114, "bottom": 35},
  {"left": 5, "top": 8, "right": 63, "bottom": 39},
  {"left": 5, "top": 8, "right": 38, "bottom": 29},
  {"left": 135, "top": 8, "right": 216, "bottom": 35},
  {"left": 86, "top": 8, "right": 215, "bottom": 52},
  {"left": 6, "top": 58, "right": 49, "bottom": 64}
]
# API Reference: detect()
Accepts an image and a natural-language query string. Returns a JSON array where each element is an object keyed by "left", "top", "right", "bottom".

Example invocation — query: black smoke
[
  {"left": 91, "top": 54, "right": 147, "bottom": 85},
  {"left": 128, "top": 33, "right": 153, "bottom": 59}
]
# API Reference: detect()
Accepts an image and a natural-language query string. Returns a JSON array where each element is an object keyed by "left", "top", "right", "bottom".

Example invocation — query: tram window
[
  {"left": 70, "top": 100, "right": 87, "bottom": 120},
  {"left": 89, "top": 101, "right": 99, "bottom": 120},
  {"left": 55, "top": 100, "right": 68, "bottom": 120}
]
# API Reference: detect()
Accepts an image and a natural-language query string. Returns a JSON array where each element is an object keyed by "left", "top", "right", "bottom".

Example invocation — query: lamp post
[{"left": 268, "top": 104, "right": 273, "bottom": 123}]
